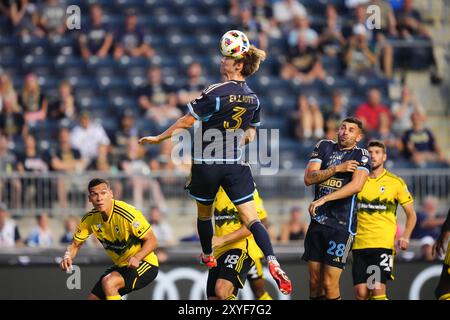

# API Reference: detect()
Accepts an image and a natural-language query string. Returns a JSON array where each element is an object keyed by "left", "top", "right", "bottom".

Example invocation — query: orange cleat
[
  {"left": 269, "top": 261, "right": 292, "bottom": 295},
  {"left": 200, "top": 253, "right": 217, "bottom": 268}
]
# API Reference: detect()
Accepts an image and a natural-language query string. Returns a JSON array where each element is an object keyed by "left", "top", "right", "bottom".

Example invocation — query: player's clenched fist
[
  {"left": 60, "top": 253, "right": 72, "bottom": 271},
  {"left": 336, "top": 160, "right": 359, "bottom": 173}
]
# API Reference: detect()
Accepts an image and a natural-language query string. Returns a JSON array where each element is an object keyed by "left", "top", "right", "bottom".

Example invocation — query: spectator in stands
[
  {"left": 402, "top": 112, "right": 449, "bottom": 167},
  {"left": 391, "top": 85, "right": 425, "bottom": 135},
  {"left": 0, "top": 96, "right": 28, "bottom": 141},
  {"left": 87, "top": 144, "right": 123, "bottom": 199},
  {"left": 177, "top": 62, "right": 208, "bottom": 107},
  {"left": 120, "top": 138, "right": 167, "bottom": 211},
  {"left": 113, "top": 8, "right": 155, "bottom": 60},
  {"left": 369, "top": 0, "right": 398, "bottom": 36},
  {"left": 16, "top": 134, "right": 48, "bottom": 173},
  {"left": 69, "top": 110, "right": 111, "bottom": 164},
  {"left": 411, "top": 196, "right": 446, "bottom": 261},
  {"left": 345, "top": 0, "right": 370, "bottom": 8},
  {"left": 49, "top": 127, "right": 85, "bottom": 209},
  {"left": 353, "top": 3, "right": 394, "bottom": 77},
  {"left": 0, "top": 74, "right": 20, "bottom": 112},
  {"left": 60, "top": 215, "right": 79, "bottom": 245},
  {"left": 288, "top": 15, "right": 318, "bottom": 49},
  {"left": 47, "top": 80, "right": 78, "bottom": 122},
  {"left": 367, "top": 112, "right": 403, "bottom": 160},
  {"left": 2, "top": 0, "right": 41, "bottom": 38},
  {"left": 323, "top": 90, "right": 349, "bottom": 126},
  {"left": 27, "top": 212, "right": 54, "bottom": 247},
  {"left": 279, "top": 206, "right": 309, "bottom": 243},
  {"left": 343, "top": 24, "right": 378, "bottom": 78},
  {"left": 273, "top": 0, "right": 307, "bottom": 33},
  {"left": 281, "top": 18, "right": 327, "bottom": 83},
  {"left": 148, "top": 139, "right": 176, "bottom": 181},
  {"left": 318, "top": 4, "right": 347, "bottom": 58},
  {"left": 148, "top": 206, "right": 176, "bottom": 247},
  {"left": 292, "top": 95, "right": 324, "bottom": 140},
  {"left": 395, "top": 0, "right": 442, "bottom": 83},
  {"left": 112, "top": 109, "right": 139, "bottom": 158},
  {"left": 233, "top": 4, "right": 268, "bottom": 51},
  {"left": 355, "top": 88, "right": 391, "bottom": 135},
  {"left": 251, "top": 0, "right": 281, "bottom": 38},
  {"left": 37, "top": 0, "right": 66, "bottom": 37},
  {"left": 78, "top": 4, "right": 113, "bottom": 60},
  {"left": 16, "top": 135, "right": 52, "bottom": 207},
  {"left": 0, "top": 202, "right": 22, "bottom": 247},
  {"left": 138, "top": 66, "right": 180, "bottom": 127},
  {"left": 18, "top": 73, "right": 48, "bottom": 124},
  {"left": 0, "top": 134, "right": 21, "bottom": 208}
]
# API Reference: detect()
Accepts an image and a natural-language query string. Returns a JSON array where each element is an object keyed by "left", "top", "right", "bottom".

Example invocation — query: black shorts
[
  {"left": 247, "top": 257, "right": 265, "bottom": 281},
  {"left": 91, "top": 261, "right": 158, "bottom": 299},
  {"left": 302, "top": 221, "right": 354, "bottom": 269},
  {"left": 352, "top": 248, "right": 394, "bottom": 285},
  {"left": 435, "top": 243, "right": 450, "bottom": 299},
  {"left": 207, "top": 249, "right": 254, "bottom": 298},
  {"left": 185, "top": 163, "right": 255, "bottom": 205}
]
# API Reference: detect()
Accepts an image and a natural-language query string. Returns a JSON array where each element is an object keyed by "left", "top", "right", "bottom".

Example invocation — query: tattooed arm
[{"left": 304, "top": 160, "right": 359, "bottom": 186}]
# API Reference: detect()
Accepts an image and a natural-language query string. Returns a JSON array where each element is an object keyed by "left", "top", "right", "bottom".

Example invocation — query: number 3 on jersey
[{"left": 224, "top": 106, "right": 246, "bottom": 129}]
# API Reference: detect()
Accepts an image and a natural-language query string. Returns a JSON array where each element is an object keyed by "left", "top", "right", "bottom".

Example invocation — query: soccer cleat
[
  {"left": 269, "top": 261, "right": 292, "bottom": 295},
  {"left": 199, "top": 253, "right": 217, "bottom": 268}
]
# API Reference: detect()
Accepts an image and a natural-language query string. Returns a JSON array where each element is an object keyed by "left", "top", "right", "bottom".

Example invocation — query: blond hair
[{"left": 238, "top": 45, "right": 266, "bottom": 77}]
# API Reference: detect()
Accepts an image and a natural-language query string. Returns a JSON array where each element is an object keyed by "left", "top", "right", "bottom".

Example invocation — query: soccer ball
[{"left": 220, "top": 30, "right": 250, "bottom": 59}]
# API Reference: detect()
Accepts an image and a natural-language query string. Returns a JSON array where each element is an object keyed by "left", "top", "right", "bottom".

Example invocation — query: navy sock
[
  {"left": 248, "top": 221, "right": 274, "bottom": 258},
  {"left": 197, "top": 218, "right": 213, "bottom": 254}
]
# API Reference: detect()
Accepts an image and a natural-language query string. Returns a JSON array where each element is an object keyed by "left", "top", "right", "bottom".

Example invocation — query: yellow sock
[
  {"left": 106, "top": 295, "right": 122, "bottom": 300},
  {"left": 258, "top": 291, "right": 273, "bottom": 300},
  {"left": 370, "top": 294, "right": 388, "bottom": 300},
  {"left": 225, "top": 294, "right": 236, "bottom": 300},
  {"left": 438, "top": 293, "right": 450, "bottom": 300}
]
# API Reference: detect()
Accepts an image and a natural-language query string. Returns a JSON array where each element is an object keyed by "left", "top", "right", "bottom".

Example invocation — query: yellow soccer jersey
[
  {"left": 354, "top": 169, "right": 413, "bottom": 250},
  {"left": 213, "top": 187, "right": 266, "bottom": 261},
  {"left": 74, "top": 199, "right": 159, "bottom": 267}
]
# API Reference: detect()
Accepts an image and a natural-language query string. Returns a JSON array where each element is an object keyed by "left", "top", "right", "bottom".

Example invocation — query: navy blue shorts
[
  {"left": 185, "top": 163, "right": 255, "bottom": 205},
  {"left": 302, "top": 221, "right": 354, "bottom": 269}
]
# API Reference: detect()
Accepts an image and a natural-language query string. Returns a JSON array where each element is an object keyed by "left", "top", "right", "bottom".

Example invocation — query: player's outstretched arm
[
  {"left": 309, "top": 169, "right": 368, "bottom": 216},
  {"left": 128, "top": 230, "right": 158, "bottom": 269},
  {"left": 60, "top": 240, "right": 83, "bottom": 271},
  {"left": 212, "top": 226, "right": 252, "bottom": 249},
  {"left": 398, "top": 202, "right": 417, "bottom": 250},
  {"left": 304, "top": 160, "right": 359, "bottom": 186},
  {"left": 139, "top": 113, "right": 196, "bottom": 145}
]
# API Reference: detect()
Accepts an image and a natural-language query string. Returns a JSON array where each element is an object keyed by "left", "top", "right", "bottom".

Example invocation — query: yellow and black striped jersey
[
  {"left": 354, "top": 169, "right": 413, "bottom": 250},
  {"left": 213, "top": 187, "right": 266, "bottom": 261},
  {"left": 74, "top": 199, "right": 158, "bottom": 267}
]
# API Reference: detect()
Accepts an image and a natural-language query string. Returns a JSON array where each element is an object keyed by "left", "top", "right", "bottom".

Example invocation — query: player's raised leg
[{"left": 237, "top": 200, "right": 292, "bottom": 295}]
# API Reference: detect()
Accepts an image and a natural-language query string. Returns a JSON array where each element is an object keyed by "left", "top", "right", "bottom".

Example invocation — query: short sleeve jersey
[
  {"left": 309, "top": 140, "right": 371, "bottom": 234},
  {"left": 187, "top": 81, "right": 260, "bottom": 162}
]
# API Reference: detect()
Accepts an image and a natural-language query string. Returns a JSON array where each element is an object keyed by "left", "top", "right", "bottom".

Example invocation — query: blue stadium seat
[
  {"left": 22, "top": 54, "right": 55, "bottom": 76},
  {"left": 355, "top": 76, "right": 389, "bottom": 96},
  {"left": 54, "top": 55, "right": 86, "bottom": 78}
]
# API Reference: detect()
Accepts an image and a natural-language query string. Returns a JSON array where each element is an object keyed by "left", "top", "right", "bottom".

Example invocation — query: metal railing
[{"left": 1, "top": 169, "right": 449, "bottom": 216}]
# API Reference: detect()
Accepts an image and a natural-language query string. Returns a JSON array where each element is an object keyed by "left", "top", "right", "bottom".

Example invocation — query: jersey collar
[
  {"left": 106, "top": 200, "right": 115, "bottom": 223},
  {"left": 371, "top": 169, "right": 387, "bottom": 182}
]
